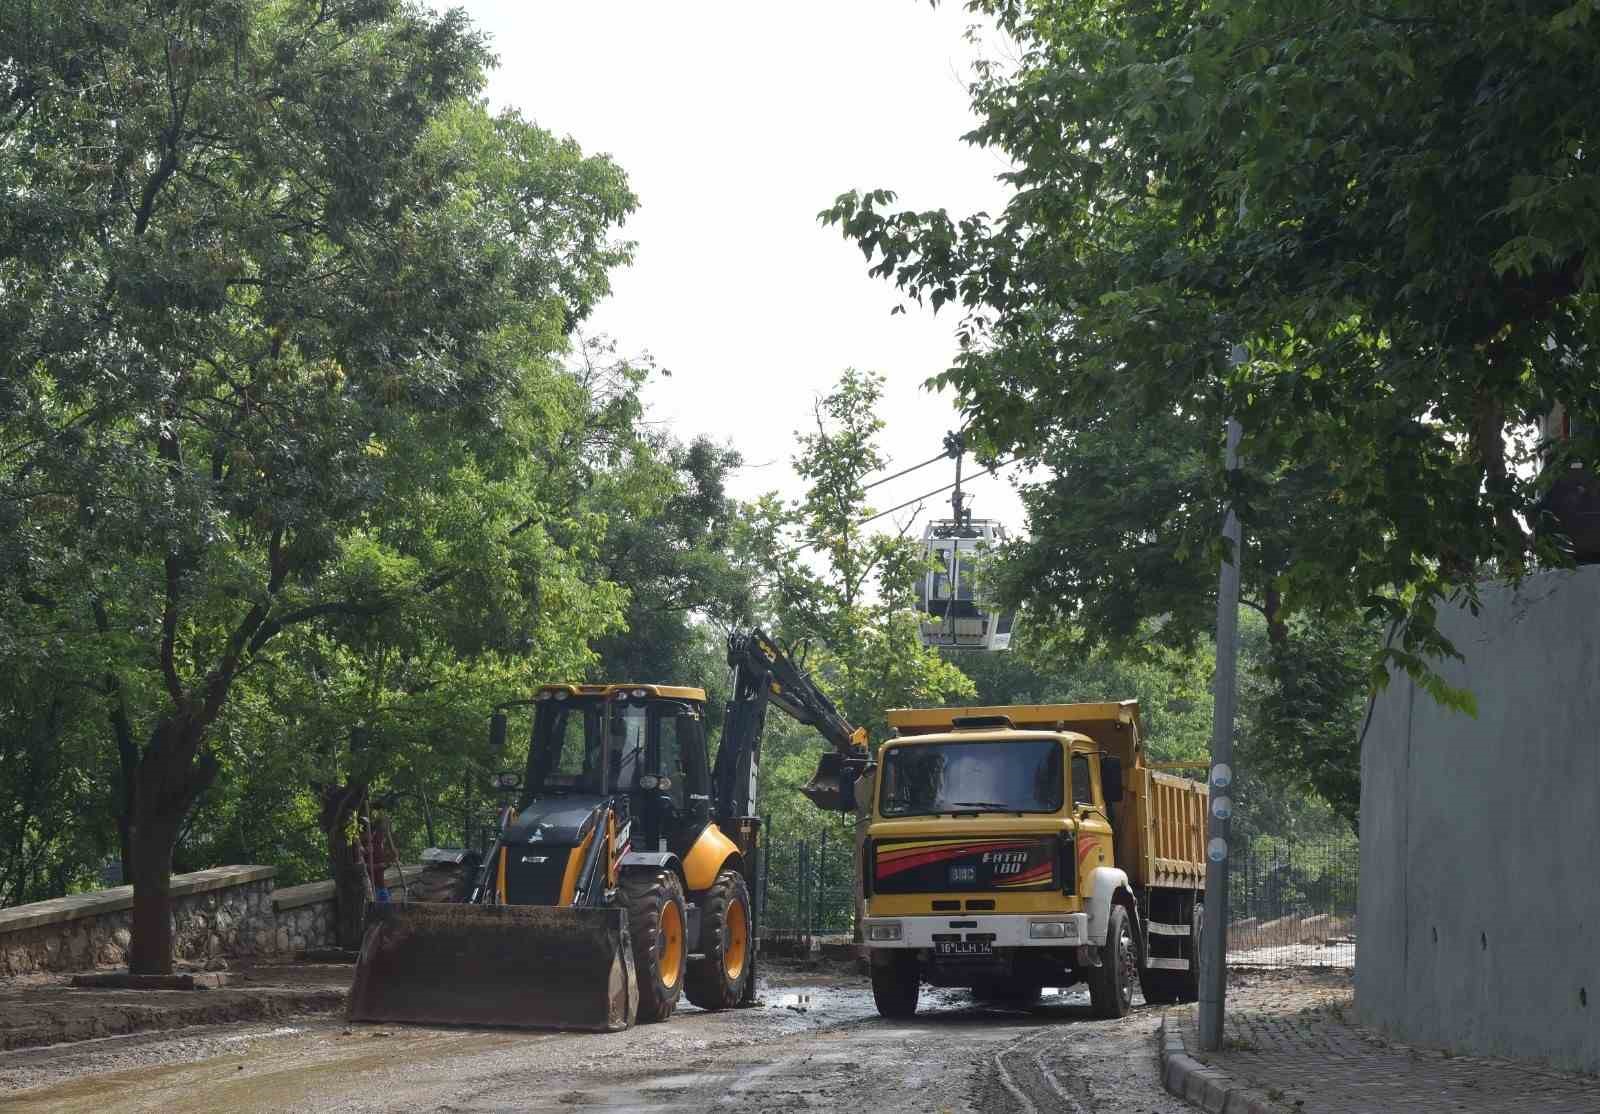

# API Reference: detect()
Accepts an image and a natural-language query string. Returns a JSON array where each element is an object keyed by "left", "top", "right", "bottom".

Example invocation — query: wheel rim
[
  {"left": 660, "top": 899, "right": 684, "bottom": 989},
  {"left": 1118, "top": 921, "right": 1137, "bottom": 1005},
  {"left": 724, "top": 896, "right": 748, "bottom": 981}
]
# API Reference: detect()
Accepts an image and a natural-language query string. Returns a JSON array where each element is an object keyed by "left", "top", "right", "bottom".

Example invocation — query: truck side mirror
[
  {"left": 488, "top": 711, "right": 508, "bottom": 752},
  {"left": 1101, "top": 756, "right": 1124, "bottom": 805},
  {"left": 853, "top": 763, "right": 876, "bottom": 813}
]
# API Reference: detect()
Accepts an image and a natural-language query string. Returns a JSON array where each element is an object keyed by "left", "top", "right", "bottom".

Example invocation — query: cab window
[
  {"left": 656, "top": 712, "right": 687, "bottom": 809},
  {"left": 1071, "top": 754, "right": 1093, "bottom": 806}
]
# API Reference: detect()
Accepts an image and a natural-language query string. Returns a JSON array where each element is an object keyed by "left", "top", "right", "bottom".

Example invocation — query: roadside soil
[
  {"left": 1, "top": 961, "right": 1188, "bottom": 1113},
  {"left": 0, "top": 962, "right": 349, "bottom": 1053}
]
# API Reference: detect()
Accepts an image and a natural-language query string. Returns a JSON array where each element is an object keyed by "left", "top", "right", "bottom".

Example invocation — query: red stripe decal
[
  {"left": 875, "top": 841, "right": 1034, "bottom": 878},
  {"left": 995, "top": 863, "right": 1055, "bottom": 887}
]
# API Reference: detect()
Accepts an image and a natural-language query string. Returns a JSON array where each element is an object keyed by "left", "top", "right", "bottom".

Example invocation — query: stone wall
[
  {"left": 0, "top": 866, "right": 277, "bottom": 977},
  {"left": 272, "top": 880, "right": 339, "bottom": 955},
  {"left": 0, "top": 864, "right": 424, "bottom": 976},
  {"left": 1357, "top": 565, "right": 1600, "bottom": 1073}
]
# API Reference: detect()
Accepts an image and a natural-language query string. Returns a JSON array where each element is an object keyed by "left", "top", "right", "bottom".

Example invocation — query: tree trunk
[
  {"left": 319, "top": 782, "right": 369, "bottom": 951},
  {"left": 127, "top": 817, "right": 180, "bottom": 974},
  {"left": 1263, "top": 586, "right": 1289, "bottom": 647},
  {"left": 126, "top": 712, "right": 219, "bottom": 975}
]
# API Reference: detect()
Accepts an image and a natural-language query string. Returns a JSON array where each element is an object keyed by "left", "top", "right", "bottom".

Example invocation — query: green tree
[
  {"left": 824, "top": 0, "right": 1600, "bottom": 708},
  {"left": 749, "top": 369, "right": 974, "bottom": 878},
  {"left": 0, "top": 1, "right": 633, "bottom": 968}
]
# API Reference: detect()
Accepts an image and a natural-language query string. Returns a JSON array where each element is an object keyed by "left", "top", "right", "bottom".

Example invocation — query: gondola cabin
[{"left": 919, "top": 519, "right": 1014, "bottom": 651}]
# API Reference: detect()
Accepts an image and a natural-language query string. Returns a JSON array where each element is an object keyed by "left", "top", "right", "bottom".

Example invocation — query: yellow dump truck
[{"left": 860, "top": 701, "right": 1207, "bottom": 1018}]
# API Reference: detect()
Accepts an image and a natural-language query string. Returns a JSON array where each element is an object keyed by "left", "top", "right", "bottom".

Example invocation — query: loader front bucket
[{"left": 348, "top": 902, "right": 637, "bottom": 1032}]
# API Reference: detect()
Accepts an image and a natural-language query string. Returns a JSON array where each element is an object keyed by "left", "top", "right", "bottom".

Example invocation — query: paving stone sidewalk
[{"left": 1169, "top": 969, "right": 1600, "bottom": 1113}]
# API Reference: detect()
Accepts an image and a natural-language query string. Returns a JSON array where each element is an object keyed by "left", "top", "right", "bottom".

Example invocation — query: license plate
[
  {"left": 934, "top": 940, "right": 992, "bottom": 956},
  {"left": 948, "top": 865, "right": 977, "bottom": 884}
]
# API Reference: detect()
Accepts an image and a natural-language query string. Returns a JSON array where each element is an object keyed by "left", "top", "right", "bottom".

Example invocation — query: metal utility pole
[{"left": 1199, "top": 397, "right": 1244, "bottom": 1050}]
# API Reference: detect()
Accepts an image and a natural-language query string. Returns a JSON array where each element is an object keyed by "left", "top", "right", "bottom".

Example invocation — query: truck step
[
  {"left": 1146, "top": 922, "right": 1191, "bottom": 937},
  {"left": 1146, "top": 957, "right": 1191, "bottom": 970}
]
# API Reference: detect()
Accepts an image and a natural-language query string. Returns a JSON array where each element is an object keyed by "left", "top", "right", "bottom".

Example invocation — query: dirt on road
[
  {"left": 0, "top": 964, "right": 1188, "bottom": 1113},
  {"left": 0, "top": 963, "right": 350, "bottom": 1053}
]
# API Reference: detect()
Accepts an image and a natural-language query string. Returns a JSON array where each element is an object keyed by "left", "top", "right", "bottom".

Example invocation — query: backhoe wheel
[
  {"left": 622, "top": 868, "right": 686, "bottom": 1023},
  {"left": 1087, "top": 904, "right": 1140, "bottom": 1019},
  {"left": 684, "top": 870, "right": 752, "bottom": 1011},
  {"left": 870, "top": 952, "right": 920, "bottom": 1019}
]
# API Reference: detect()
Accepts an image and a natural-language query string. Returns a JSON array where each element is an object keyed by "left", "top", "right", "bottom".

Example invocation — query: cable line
[
  {"left": 856, "top": 457, "right": 1014, "bottom": 527},
  {"left": 861, "top": 450, "right": 950, "bottom": 491}
]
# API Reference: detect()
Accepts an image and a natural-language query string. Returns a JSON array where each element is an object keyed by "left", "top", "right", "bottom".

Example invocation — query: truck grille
[
  {"left": 503, "top": 847, "right": 572, "bottom": 905},
  {"left": 872, "top": 835, "right": 1057, "bottom": 894}
]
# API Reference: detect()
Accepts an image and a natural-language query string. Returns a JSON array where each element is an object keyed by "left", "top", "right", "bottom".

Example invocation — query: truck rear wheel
[
  {"left": 1087, "top": 904, "right": 1140, "bottom": 1018},
  {"left": 1176, "top": 901, "right": 1203, "bottom": 1003},
  {"left": 870, "top": 952, "right": 920, "bottom": 1019},
  {"left": 622, "top": 868, "right": 686, "bottom": 1023},
  {"left": 684, "top": 870, "right": 752, "bottom": 1011}
]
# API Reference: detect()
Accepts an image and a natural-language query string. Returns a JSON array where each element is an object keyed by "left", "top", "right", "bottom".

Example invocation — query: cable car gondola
[{"left": 916, "top": 434, "right": 1014, "bottom": 651}]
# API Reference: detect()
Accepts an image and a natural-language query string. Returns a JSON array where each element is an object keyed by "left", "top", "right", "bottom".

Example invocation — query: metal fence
[
  {"left": 1226, "top": 838, "right": 1358, "bottom": 968},
  {"left": 755, "top": 821, "right": 1358, "bottom": 969},
  {"left": 757, "top": 821, "right": 858, "bottom": 943}
]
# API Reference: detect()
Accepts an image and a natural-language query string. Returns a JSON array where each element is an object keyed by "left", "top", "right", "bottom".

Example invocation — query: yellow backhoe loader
[{"left": 347, "top": 629, "right": 866, "bottom": 1031}]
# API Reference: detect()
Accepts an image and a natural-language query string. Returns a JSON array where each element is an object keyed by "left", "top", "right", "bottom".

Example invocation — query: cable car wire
[
  {"left": 861, "top": 449, "right": 950, "bottom": 491},
  {"left": 856, "top": 456, "right": 1014, "bottom": 527}
]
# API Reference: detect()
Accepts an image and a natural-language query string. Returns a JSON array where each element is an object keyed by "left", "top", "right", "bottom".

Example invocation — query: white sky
[{"left": 455, "top": 1, "right": 1027, "bottom": 537}]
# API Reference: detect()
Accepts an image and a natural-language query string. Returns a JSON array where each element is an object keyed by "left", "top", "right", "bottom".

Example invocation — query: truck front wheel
[
  {"left": 870, "top": 952, "right": 920, "bottom": 1019},
  {"left": 1087, "top": 904, "right": 1140, "bottom": 1018}
]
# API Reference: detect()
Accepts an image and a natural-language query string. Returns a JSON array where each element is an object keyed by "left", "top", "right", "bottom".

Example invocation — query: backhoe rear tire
[
  {"left": 870, "top": 952, "right": 920, "bottom": 1019},
  {"left": 622, "top": 868, "right": 686, "bottom": 1024},
  {"left": 684, "top": 870, "right": 753, "bottom": 1011}
]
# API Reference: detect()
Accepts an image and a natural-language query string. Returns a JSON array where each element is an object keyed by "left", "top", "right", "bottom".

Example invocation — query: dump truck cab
[{"left": 861, "top": 702, "right": 1207, "bottom": 1019}]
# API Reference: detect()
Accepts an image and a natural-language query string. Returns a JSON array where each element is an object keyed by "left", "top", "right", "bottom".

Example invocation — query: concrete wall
[{"left": 1357, "top": 565, "right": 1600, "bottom": 1073}]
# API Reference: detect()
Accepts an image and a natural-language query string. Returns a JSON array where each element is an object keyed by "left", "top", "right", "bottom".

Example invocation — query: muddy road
[{"left": 0, "top": 971, "right": 1189, "bottom": 1113}]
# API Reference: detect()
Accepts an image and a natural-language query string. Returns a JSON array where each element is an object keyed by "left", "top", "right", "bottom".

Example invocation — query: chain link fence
[{"left": 754, "top": 820, "right": 1358, "bottom": 969}]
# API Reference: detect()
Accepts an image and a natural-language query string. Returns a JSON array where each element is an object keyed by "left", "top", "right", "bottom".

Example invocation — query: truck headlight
[
  {"left": 1029, "top": 921, "right": 1068, "bottom": 939},
  {"left": 867, "top": 922, "right": 902, "bottom": 942}
]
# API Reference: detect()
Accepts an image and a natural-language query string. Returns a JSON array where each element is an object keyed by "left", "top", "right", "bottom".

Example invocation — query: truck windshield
[{"left": 878, "top": 739, "right": 1064, "bottom": 817}]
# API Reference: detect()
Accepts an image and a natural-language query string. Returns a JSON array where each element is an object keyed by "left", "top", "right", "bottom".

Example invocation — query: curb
[{"left": 1159, "top": 1015, "right": 1282, "bottom": 1114}]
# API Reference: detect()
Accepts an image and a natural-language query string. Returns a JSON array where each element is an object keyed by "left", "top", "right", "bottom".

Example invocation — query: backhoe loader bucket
[{"left": 348, "top": 902, "right": 637, "bottom": 1032}]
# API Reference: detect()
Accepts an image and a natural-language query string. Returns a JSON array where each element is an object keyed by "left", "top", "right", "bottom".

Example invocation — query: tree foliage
[
  {"left": 0, "top": 0, "right": 635, "bottom": 963},
  {"left": 824, "top": 0, "right": 1600, "bottom": 704},
  {"left": 748, "top": 369, "right": 975, "bottom": 841}
]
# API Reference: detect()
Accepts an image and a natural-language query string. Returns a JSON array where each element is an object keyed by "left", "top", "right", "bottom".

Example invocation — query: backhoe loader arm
[{"left": 713, "top": 629, "right": 869, "bottom": 819}]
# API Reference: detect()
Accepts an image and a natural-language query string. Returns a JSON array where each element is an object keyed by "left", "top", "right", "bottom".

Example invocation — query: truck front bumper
[{"left": 862, "top": 912, "right": 1089, "bottom": 949}]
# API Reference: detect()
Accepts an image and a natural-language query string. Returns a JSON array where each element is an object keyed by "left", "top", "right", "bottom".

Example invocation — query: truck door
[{"left": 1073, "top": 752, "right": 1113, "bottom": 890}]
